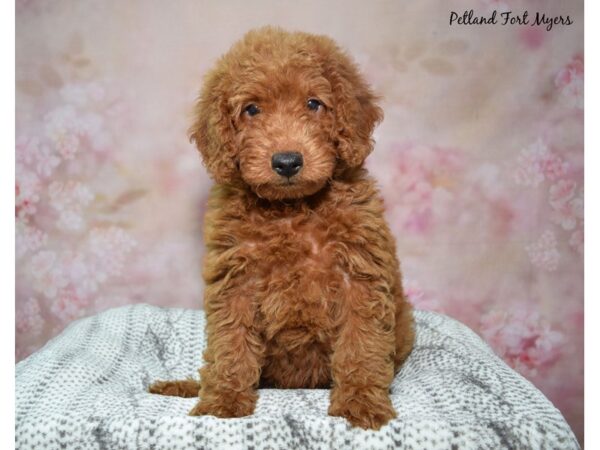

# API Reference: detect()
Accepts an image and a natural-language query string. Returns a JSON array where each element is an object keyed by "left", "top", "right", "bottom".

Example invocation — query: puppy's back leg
[{"left": 148, "top": 378, "right": 201, "bottom": 398}]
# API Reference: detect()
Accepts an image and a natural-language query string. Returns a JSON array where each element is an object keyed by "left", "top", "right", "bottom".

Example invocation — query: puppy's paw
[
  {"left": 328, "top": 386, "right": 396, "bottom": 430},
  {"left": 189, "top": 389, "right": 257, "bottom": 418}
]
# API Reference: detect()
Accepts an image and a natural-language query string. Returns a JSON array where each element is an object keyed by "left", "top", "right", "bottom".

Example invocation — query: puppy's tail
[{"left": 148, "top": 378, "right": 201, "bottom": 398}]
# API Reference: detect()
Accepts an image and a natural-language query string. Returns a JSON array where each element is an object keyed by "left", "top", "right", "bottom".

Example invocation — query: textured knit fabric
[{"left": 15, "top": 304, "right": 579, "bottom": 449}]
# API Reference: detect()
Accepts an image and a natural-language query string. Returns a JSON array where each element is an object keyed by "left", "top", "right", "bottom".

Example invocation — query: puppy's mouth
[
  {"left": 252, "top": 177, "right": 327, "bottom": 200},
  {"left": 279, "top": 177, "right": 298, "bottom": 186}
]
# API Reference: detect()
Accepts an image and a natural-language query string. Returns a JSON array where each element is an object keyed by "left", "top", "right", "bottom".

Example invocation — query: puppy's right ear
[{"left": 188, "top": 68, "right": 238, "bottom": 183}]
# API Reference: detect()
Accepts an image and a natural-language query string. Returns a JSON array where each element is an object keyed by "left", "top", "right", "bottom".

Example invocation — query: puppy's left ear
[{"left": 326, "top": 51, "right": 383, "bottom": 168}]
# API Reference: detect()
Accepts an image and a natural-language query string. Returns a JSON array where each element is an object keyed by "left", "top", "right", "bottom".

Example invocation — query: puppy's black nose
[{"left": 271, "top": 151, "right": 303, "bottom": 178}]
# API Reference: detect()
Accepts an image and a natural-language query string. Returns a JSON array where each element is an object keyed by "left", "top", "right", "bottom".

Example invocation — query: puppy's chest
[{"left": 240, "top": 216, "right": 348, "bottom": 332}]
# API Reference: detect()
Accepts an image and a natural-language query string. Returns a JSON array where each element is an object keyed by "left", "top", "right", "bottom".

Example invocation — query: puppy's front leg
[
  {"left": 190, "top": 275, "right": 264, "bottom": 418},
  {"left": 328, "top": 277, "right": 397, "bottom": 430}
]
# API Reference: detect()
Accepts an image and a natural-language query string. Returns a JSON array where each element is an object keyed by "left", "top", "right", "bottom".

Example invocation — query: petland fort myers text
[{"left": 449, "top": 10, "right": 573, "bottom": 31}]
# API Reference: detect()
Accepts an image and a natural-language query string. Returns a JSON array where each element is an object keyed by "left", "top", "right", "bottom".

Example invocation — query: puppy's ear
[
  {"left": 189, "top": 68, "right": 238, "bottom": 183},
  {"left": 325, "top": 50, "right": 383, "bottom": 168}
]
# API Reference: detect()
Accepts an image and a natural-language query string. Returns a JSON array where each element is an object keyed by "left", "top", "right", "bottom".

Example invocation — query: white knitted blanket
[{"left": 15, "top": 304, "right": 579, "bottom": 449}]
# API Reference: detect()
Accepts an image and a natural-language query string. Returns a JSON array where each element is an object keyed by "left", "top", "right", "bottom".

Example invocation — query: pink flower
[
  {"left": 555, "top": 54, "right": 583, "bottom": 88},
  {"left": 555, "top": 54, "right": 583, "bottom": 110},
  {"left": 59, "top": 251, "right": 101, "bottom": 297},
  {"left": 88, "top": 227, "right": 137, "bottom": 277},
  {"left": 552, "top": 202, "right": 580, "bottom": 231},
  {"left": 15, "top": 297, "right": 44, "bottom": 334},
  {"left": 570, "top": 196, "right": 584, "bottom": 218},
  {"left": 44, "top": 105, "right": 82, "bottom": 160},
  {"left": 526, "top": 230, "right": 559, "bottom": 271},
  {"left": 549, "top": 187, "right": 583, "bottom": 230},
  {"left": 30, "top": 251, "right": 68, "bottom": 298},
  {"left": 48, "top": 181, "right": 94, "bottom": 231},
  {"left": 542, "top": 154, "right": 569, "bottom": 181},
  {"left": 514, "top": 139, "right": 567, "bottom": 187},
  {"left": 16, "top": 221, "right": 47, "bottom": 260},
  {"left": 514, "top": 139, "right": 548, "bottom": 187},
  {"left": 480, "top": 307, "right": 564, "bottom": 377},
  {"left": 569, "top": 229, "right": 584, "bottom": 254},
  {"left": 15, "top": 164, "right": 41, "bottom": 220},
  {"left": 384, "top": 143, "right": 463, "bottom": 235},
  {"left": 15, "top": 198, "right": 37, "bottom": 220},
  {"left": 50, "top": 287, "right": 90, "bottom": 322},
  {"left": 549, "top": 180, "right": 576, "bottom": 209},
  {"left": 16, "top": 136, "right": 61, "bottom": 178}
]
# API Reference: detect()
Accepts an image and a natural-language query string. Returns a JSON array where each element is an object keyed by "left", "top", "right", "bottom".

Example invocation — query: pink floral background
[{"left": 15, "top": 0, "right": 584, "bottom": 444}]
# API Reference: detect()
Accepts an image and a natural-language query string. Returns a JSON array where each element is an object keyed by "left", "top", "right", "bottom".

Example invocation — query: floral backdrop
[{"left": 15, "top": 0, "right": 584, "bottom": 444}]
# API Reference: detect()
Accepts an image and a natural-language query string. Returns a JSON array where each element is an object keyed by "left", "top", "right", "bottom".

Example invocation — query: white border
[{"left": 7, "top": 2, "right": 589, "bottom": 449}]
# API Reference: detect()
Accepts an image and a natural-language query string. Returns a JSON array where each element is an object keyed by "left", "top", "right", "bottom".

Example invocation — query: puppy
[{"left": 149, "top": 26, "right": 414, "bottom": 430}]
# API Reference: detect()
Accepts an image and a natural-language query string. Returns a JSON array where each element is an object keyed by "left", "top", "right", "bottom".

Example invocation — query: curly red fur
[{"left": 149, "top": 26, "right": 414, "bottom": 430}]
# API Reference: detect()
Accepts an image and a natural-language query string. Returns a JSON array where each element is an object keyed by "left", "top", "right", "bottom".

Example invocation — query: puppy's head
[{"left": 190, "top": 26, "right": 382, "bottom": 200}]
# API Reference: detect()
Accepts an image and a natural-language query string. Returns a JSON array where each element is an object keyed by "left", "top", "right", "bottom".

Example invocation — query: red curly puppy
[{"left": 149, "top": 26, "right": 414, "bottom": 430}]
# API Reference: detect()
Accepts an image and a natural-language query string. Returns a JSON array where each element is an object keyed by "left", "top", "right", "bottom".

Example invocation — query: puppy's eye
[
  {"left": 244, "top": 104, "right": 260, "bottom": 116},
  {"left": 307, "top": 98, "right": 322, "bottom": 111}
]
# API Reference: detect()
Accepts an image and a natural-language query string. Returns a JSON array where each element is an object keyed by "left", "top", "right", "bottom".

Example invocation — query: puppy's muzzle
[{"left": 271, "top": 151, "right": 303, "bottom": 178}]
